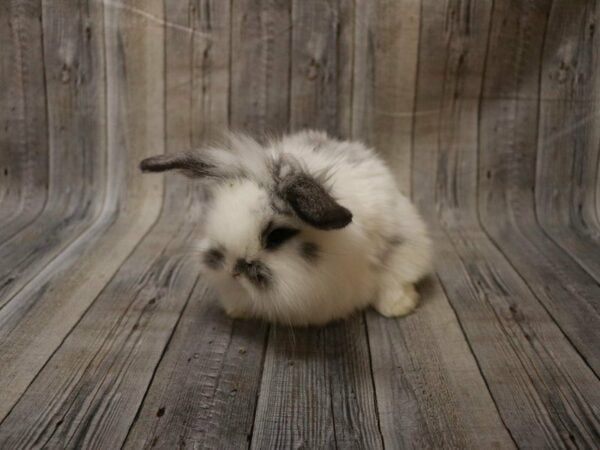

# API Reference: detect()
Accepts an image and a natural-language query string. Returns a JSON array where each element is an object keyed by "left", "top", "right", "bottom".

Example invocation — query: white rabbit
[{"left": 140, "top": 130, "right": 432, "bottom": 325}]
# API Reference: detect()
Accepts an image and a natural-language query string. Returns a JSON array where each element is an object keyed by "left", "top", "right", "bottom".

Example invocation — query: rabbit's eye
[
  {"left": 204, "top": 247, "right": 225, "bottom": 270},
  {"left": 263, "top": 225, "right": 300, "bottom": 250}
]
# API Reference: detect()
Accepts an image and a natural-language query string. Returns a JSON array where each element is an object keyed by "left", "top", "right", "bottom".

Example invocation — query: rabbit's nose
[{"left": 232, "top": 258, "right": 248, "bottom": 278}]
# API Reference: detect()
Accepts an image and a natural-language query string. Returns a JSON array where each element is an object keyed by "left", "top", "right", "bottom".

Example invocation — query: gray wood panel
[
  {"left": 0, "top": 0, "right": 165, "bottom": 422},
  {"left": 412, "top": 0, "right": 600, "bottom": 447},
  {"left": 0, "top": 213, "right": 202, "bottom": 449},
  {"left": 289, "top": 0, "right": 343, "bottom": 135},
  {"left": 366, "top": 279, "right": 515, "bottom": 449},
  {"left": 336, "top": 0, "right": 354, "bottom": 138},
  {"left": 477, "top": 0, "right": 600, "bottom": 374},
  {"left": 535, "top": 0, "right": 600, "bottom": 279},
  {"left": 251, "top": 318, "right": 384, "bottom": 449},
  {"left": 0, "top": 0, "right": 48, "bottom": 242},
  {"left": 0, "top": 0, "right": 599, "bottom": 448},
  {"left": 124, "top": 285, "right": 268, "bottom": 449},
  {"left": 361, "top": 1, "right": 515, "bottom": 448},
  {"left": 230, "top": 0, "right": 291, "bottom": 134},
  {"left": 431, "top": 223, "right": 600, "bottom": 448},
  {"left": 249, "top": 2, "right": 387, "bottom": 447},
  {"left": 369, "top": 0, "right": 420, "bottom": 194},
  {"left": 0, "top": 0, "right": 107, "bottom": 307},
  {"left": 189, "top": 0, "right": 231, "bottom": 147}
]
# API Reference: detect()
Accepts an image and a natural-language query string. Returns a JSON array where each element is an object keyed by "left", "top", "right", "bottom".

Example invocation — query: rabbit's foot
[
  {"left": 373, "top": 283, "right": 419, "bottom": 318},
  {"left": 223, "top": 303, "right": 253, "bottom": 320}
]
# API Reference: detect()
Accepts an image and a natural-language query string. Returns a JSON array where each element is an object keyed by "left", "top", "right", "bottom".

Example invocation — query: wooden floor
[{"left": 1, "top": 0, "right": 600, "bottom": 448}]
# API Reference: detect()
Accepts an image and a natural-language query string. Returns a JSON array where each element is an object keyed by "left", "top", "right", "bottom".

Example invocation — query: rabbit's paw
[
  {"left": 223, "top": 304, "right": 253, "bottom": 320},
  {"left": 373, "top": 284, "right": 419, "bottom": 318}
]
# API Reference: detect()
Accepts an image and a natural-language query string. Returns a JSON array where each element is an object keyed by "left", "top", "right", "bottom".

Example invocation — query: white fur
[{"left": 198, "top": 131, "right": 433, "bottom": 325}]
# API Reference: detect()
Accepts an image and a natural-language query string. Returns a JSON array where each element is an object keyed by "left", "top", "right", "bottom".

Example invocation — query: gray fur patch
[
  {"left": 270, "top": 195, "right": 292, "bottom": 216},
  {"left": 300, "top": 242, "right": 320, "bottom": 262},
  {"left": 234, "top": 259, "right": 273, "bottom": 289},
  {"left": 376, "top": 235, "right": 404, "bottom": 268},
  {"left": 204, "top": 247, "right": 225, "bottom": 270}
]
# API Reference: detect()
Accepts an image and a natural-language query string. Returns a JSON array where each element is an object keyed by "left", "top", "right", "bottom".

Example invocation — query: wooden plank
[
  {"left": 251, "top": 318, "right": 384, "bottom": 449},
  {"left": 0, "top": 0, "right": 107, "bottom": 306},
  {"left": 336, "top": 0, "right": 354, "bottom": 139},
  {"left": 0, "top": 0, "right": 165, "bottom": 422},
  {"left": 367, "top": 278, "right": 515, "bottom": 449},
  {"left": 123, "top": 3, "right": 267, "bottom": 448},
  {"left": 352, "top": 0, "right": 420, "bottom": 194},
  {"left": 190, "top": 0, "right": 231, "bottom": 146},
  {"left": 289, "top": 0, "right": 341, "bottom": 135},
  {"left": 0, "top": 214, "right": 201, "bottom": 449},
  {"left": 230, "top": 0, "right": 291, "bottom": 134},
  {"left": 350, "top": 0, "right": 374, "bottom": 142},
  {"left": 365, "top": 1, "right": 514, "bottom": 447},
  {"left": 431, "top": 224, "right": 600, "bottom": 448},
  {"left": 479, "top": 97, "right": 600, "bottom": 375},
  {"left": 0, "top": 0, "right": 189, "bottom": 424},
  {"left": 124, "top": 284, "right": 268, "bottom": 449},
  {"left": 371, "top": 0, "right": 420, "bottom": 195},
  {"left": 1, "top": 1, "right": 598, "bottom": 449},
  {"left": 0, "top": 0, "right": 48, "bottom": 242},
  {"left": 477, "top": 0, "right": 600, "bottom": 374},
  {"left": 411, "top": 0, "right": 600, "bottom": 446},
  {"left": 250, "top": 3, "right": 382, "bottom": 447},
  {"left": 0, "top": 0, "right": 230, "bottom": 441},
  {"left": 534, "top": 0, "right": 600, "bottom": 280}
]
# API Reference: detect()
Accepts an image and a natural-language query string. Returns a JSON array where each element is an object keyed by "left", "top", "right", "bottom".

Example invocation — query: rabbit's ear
[
  {"left": 281, "top": 173, "right": 352, "bottom": 230},
  {"left": 140, "top": 148, "right": 244, "bottom": 180},
  {"left": 140, "top": 152, "right": 215, "bottom": 178}
]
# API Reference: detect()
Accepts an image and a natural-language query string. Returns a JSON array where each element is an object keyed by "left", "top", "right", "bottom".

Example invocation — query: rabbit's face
[
  {"left": 139, "top": 133, "right": 354, "bottom": 298},
  {"left": 202, "top": 180, "right": 282, "bottom": 290},
  {"left": 199, "top": 179, "right": 304, "bottom": 293}
]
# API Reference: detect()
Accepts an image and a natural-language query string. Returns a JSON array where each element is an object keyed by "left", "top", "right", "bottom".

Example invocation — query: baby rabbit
[{"left": 140, "top": 131, "right": 432, "bottom": 325}]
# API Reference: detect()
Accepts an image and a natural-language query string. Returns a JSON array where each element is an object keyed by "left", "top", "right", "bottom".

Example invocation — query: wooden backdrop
[{"left": 1, "top": 0, "right": 599, "bottom": 448}]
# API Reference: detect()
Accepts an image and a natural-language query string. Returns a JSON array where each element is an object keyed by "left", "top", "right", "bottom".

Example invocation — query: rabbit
[{"left": 140, "top": 130, "right": 432, "bottom": 326}]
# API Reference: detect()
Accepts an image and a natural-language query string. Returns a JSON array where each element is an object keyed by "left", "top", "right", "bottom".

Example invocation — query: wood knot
[
  {"left": 307, "top": 59, "right": 319, "bottom": 80},
  {"left": 61, "top": 65, "right": 71, "bottom": 83},
  {"left": 557, "top": 61, "right": 570, "bottom": 83}
]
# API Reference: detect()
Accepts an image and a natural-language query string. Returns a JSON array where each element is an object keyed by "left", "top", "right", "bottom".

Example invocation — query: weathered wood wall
[{"left": 1, "top": 0, "right": 599, "bottom": 448}]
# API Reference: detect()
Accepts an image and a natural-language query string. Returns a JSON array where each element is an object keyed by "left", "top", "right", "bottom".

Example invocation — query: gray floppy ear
[
  {"left": 140, "top": 151, "right": 224, "bottom": 179},
  {"left": 281, "top": 174, "right": 352, "bottom": 230}
]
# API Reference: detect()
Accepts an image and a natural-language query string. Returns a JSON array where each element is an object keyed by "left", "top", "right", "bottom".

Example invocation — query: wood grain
[
  {"left": 371, "top": 0, "right": 420, "bottom": 195},
  {"left": 336, "top": 0, "right": 354, "bottom": 139},
  {"left": 366, "top": 277, "right": 515, "bottom": 449},
  {"left": 124, "top": 285, "right": 268, "bottom": 449},
  {"left": 535, "top": 0, "right": 600, "bottom": 279},
  {"left": 0, "top": 0, "right": 107, "bottom": 307},
  {"left": 1, "top": 0, "right": 599, "bottom": 447},
  {"left": 190, "top": 0, "right": 231, "bottom": 146},
  {"left": 478, "top": 0, "right": 600, "bottom": 374},
  {"left": 0, "top": 0, "right": 48, "bottom": 242},
  {"left": 124, "top": 3, "right": 267, "bottom": 448},
  {"left": 412, "top": 0, "right": 600, "bottom": 447},
  {"left": 0, "top": 213, "right": 202, "bottom": 449},
  {"left": 230, "top": 0, "right": 291, "bottom": 134},
  {"left": 251, "top": 318, "right": 384, "bottom": 449},
  {"left": 0, "top": 0, "right": 165, "bottom": 423},
  {"left": 361, "top": 2, "right": 515, "bottom": 448},
  {"left": 350, "top": 0, "right": 374, "bottom": 142},
  {"left": 250, "top": 3, "right": 384, "bottom": 447},
  {"left": 352, "top": 0, "right": 420, "bottom": 194},
  {"left": 289, "top": 0, "right": 342, "bottom": 135}
]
